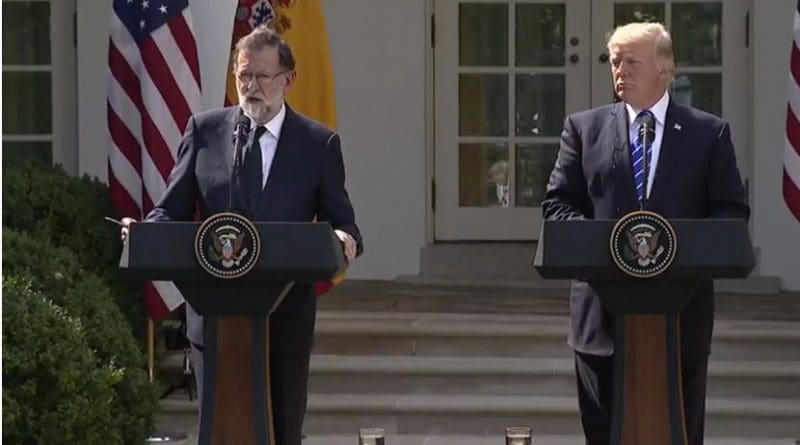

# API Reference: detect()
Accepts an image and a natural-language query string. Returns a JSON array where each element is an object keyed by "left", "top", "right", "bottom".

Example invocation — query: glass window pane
[
  {"left": 614, "top": 3, "right": 665, "bottom": 26},
  {"left": 672, "top": 2, "right": 722, "bottom": 66},
  {"left": 460, "top": 74, "right": 508, "bottom": 136},
  {"left": 459, "top": 143, "right": 509, "bottom": 207},
  {"left": 516, "top": 144, "right": 559, "bottom": 207},
  {"left": 2, "top": 71, "right": 52, "bottom": 134},
  {"left": 516, "top": 74, "right": 565, "bottom": 137},
  {"left": 2, "top": 1, "right": 51, "bottom": 65},
  {"left": 671, "top": 73, "right": 721, "bottom": 117},
  {"left": 2, "top": 140, "right": 52, "bottom": 168},
  {"left": 515, "top": 4, "right": 566, "bottom": 67},
  {"left": 459, "top": 3, "right": 508, "bottom": 67}
]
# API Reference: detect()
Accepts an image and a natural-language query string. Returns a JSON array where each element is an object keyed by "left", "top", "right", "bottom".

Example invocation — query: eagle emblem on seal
[
  {"left": 610, "top": 211, "right": 677, "bottom": 278},
  {"left": 625, "top": 224, "right": 665, "bottom": 267},
  {"left": 209, "top": 230, "right": 249, "bottom": 268}
]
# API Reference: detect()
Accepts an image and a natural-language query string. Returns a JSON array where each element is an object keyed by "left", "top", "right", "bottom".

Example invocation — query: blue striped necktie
[{"left": 631, "top": 110, "right": 655, "bottom": 205}]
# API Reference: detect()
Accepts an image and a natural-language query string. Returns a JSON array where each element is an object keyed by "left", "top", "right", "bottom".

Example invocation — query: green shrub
[
  {"left": 2, "top": 277, "right": 120, "bottom": 445},
  {"left": 1, "top": 229, "right": 83, "bottom": 296},
  {"left": 2, "top": 162, "right": 145, "bottom": 340},
  {"left": 63, "top": 276, "right": 160, "bottom": 443},
  {"left": 3, "top": 230, "right": 160, "bottom": 444}
]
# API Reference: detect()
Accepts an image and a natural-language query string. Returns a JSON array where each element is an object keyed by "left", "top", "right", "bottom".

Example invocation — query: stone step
[
  {"left": 317, "top": 280, "right": 799, "bottom": 322},
  {"left": 159, "top": 394, "right": 800, "bottom": 438},
  {"left": 397, "top": 273, "right": 783, "bottom": 295},
  {"left": 312, "top": 312, "right": 800, "bottom": 360},
  {"left": 305, "top": 355, "right": 800, "bottom": 399},
  {"left": 159, "top": 351, "right": 800, "bottom": 401}
]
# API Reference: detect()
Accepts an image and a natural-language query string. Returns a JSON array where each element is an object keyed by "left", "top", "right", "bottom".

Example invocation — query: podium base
[{"left": 611, "top": 314, "right": 688, "bottom": 445}]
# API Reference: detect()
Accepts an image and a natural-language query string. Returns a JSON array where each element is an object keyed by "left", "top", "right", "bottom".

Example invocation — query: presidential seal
[
  {"left": 195, "top": 212, "right": 261, "bottom": 279},
  {"left": 610, "top": 210, "right": 677, "bottom": 278}
]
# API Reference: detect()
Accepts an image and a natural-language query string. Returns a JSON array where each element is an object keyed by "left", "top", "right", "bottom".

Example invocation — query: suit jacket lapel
[
  {"left": 612, "top": 102, "right": 639, "bottom": 212},
  {"left": 647, "top": 100, "right": 684, "bottom": 210},
  {"left": 253, "top": 105, "right": 299, "bottom": 218},
  {"left": 219, "top": 107, "right": 242, "bottom": 178}
]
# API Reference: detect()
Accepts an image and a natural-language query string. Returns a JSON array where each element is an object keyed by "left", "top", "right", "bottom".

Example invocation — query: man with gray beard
[{"left": 120, "top": 25, "right": 362, "bottom": 445}]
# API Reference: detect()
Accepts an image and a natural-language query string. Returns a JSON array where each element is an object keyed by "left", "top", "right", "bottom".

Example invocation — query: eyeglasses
[{"left": 236, "top": 70, "right": 289, "bottom": 87}]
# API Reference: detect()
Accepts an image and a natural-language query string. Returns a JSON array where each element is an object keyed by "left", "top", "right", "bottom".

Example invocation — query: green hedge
[
  {"left": 2, "top": 277, "right": 120, "bottom": 445},
  {"left": 3, "top": 229, "right": 159, "bottom": 444},
  {"left": 2, "top": 162, "right": 145, "bottom": 340}
]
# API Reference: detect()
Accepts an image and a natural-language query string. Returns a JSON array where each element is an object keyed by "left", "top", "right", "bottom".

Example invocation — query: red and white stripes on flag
[
  {"left": 786, "top": 0, "right": 800, "bottom": 224},
  {"left": 107, "top": 0, "right": 202, "bottom": 320}
]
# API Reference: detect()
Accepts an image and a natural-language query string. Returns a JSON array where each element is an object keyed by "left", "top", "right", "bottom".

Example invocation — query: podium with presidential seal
[
  {"left": 120, "top": 213, "right": 347, "bottom": 445},
  {"left": 534, "top": 212, "right": 755, "bottom": 445}
]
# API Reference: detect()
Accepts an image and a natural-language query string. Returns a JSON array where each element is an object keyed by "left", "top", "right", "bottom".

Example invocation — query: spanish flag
[{"left": 226, "top": 0, "right": 344, "bottom": 296}]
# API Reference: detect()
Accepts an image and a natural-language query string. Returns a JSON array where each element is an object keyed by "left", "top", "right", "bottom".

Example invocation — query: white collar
[
  {"left": 245, "top": 102, "right": 286, "bottom": 139},
  {"left": 625, "top": 90, "right": 669, "bottom": 127}
]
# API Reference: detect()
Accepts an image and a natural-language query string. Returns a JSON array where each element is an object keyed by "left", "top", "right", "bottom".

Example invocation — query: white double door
[{"left": 434, "top": 0, "right": 749, "bottom": 240}]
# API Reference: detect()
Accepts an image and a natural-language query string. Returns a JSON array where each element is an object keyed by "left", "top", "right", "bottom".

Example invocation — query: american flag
[
  {"left": 787, "top": 0, "right": 800, "bottom": 224},
  {"left": 107, "top": 0, "right": 202, "bottom": 320}
]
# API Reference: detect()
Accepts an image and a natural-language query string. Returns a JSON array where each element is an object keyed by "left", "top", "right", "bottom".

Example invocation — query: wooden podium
[
  {"left": 534, "top": 218, "right": 754, "bottom": 445},
  {"left": 121, "top": 221, "right": 346, "bottom": 445}
]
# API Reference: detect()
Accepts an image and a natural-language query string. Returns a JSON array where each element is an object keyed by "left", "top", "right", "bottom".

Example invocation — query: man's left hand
[{"left": 334, "top": 229, "right": 357, "bottom": 263}]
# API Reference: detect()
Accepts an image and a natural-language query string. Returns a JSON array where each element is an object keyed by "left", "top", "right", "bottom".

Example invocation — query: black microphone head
[
  {"left": 236, "top": 114, "right": 251, "bottom": 128},
  {"left": 233, "top": 115, "right": 251, "bottom": 140},
  {"left": 637, "top": 113, "right": 655, "bottom": 144}
]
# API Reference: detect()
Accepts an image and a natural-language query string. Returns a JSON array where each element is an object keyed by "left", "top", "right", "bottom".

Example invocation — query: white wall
[
  {"left": 77, "top": 0, "right": 111, "bottom": 182},
  {"left": 322, "top": 0, "right": 428, "bottom": 278},
  {"left": 77, "top": 0, "right": 428, "bottom": 279},
  {"left": 752, "top": 0, "right": 800, "bottom": 291}
]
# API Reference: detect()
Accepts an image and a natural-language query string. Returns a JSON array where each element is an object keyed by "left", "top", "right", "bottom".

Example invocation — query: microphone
[
  {"left": 638, "top": 113, "right": 655, "bottom": 209},
  {"left": 229, "top": 115, "right": 251, "bottom": 211}
]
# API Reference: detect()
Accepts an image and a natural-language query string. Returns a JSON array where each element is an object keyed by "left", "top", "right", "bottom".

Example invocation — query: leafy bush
[
  {"left": 2, "top": 162, "right": 145, "bottom": 340},
  {"left": 3, "top": 230, "right": 160, "bottom": 444},
  {"left": 2, "top": 277, "right": 120, "bottom": 445}
]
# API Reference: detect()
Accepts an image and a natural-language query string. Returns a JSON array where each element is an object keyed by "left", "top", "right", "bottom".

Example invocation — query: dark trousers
[
  {"left": 191, "top": 294, "right": 317, "bottom": 445},
  {"left": 574, "top": 350, "right": 709, "bottom": 445}
]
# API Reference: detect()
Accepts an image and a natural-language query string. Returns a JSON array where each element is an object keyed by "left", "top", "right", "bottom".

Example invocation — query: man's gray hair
[{"left": 231, "top": 25, "right": 296, "bottom": 72}]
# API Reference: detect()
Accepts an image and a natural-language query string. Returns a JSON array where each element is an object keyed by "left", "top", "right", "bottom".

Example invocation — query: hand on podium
[
  {"left": 119, "top": 217, "right": 136, "bottom": 243},
  {"left": 335, "top": 229, "right": 357, "bottom": 263}
]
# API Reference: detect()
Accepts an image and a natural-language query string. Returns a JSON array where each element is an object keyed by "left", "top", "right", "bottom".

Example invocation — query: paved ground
[{"left": 148, "top": 433, "right": 800, "bottom": 445}]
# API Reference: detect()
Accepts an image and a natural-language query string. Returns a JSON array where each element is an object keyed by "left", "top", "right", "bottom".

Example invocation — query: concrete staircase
[{"left": 156, "top": 281, "right": 800, "bottom": 444}]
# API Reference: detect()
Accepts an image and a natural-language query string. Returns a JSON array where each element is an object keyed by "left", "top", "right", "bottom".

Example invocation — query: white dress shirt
[
  {"left": 625, "top": 90, "right": 669, "bottom": 198},
  {"left": 244, "top": 102, "right": 286, "bottom": 189}
]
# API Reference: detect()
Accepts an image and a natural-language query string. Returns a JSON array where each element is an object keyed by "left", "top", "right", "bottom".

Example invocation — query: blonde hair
[{"left": 607, "top": 22, "right": 674, "bottom": 77}]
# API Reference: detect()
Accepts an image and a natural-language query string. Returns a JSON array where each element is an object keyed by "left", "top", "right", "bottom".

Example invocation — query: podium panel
[
  {"left": 534, "top": 218, "right": 754, "bottom": 445},
  {"left": 122, "top": 221, "right": 346, "bottom": 445}
]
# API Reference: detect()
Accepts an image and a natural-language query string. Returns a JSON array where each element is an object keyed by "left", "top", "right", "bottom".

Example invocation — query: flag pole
[{"left": 147, "top": 317, "right": 155, "bottom": 382}]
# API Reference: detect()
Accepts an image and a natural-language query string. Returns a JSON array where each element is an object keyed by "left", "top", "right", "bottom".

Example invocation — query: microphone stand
[
  {"left": 640, "top": 119, "right": 652, "bottom": 210},
  {"left": 229, "top": 122, "right": 250, "bottom": 212}
]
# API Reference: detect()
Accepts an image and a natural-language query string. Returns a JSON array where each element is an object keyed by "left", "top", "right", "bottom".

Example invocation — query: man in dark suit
[
  {"left": 121, "top": 25, "right": 362, "bottom": 445},
  {"left": 541, "top": 22, "right": 748, "bottom": 445}
]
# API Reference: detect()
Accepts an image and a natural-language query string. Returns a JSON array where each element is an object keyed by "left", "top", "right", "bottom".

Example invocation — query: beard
[{"left": 239, "top": 96, "right": 274, "bottom": 124}]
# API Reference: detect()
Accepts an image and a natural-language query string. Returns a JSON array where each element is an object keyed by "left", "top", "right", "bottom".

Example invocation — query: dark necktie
[
  {"left": 631, "top": 110, "right": 655, "bottom": 205},
  {"left": 242, "top": 125, "right": 267, "bottom": 215}
]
